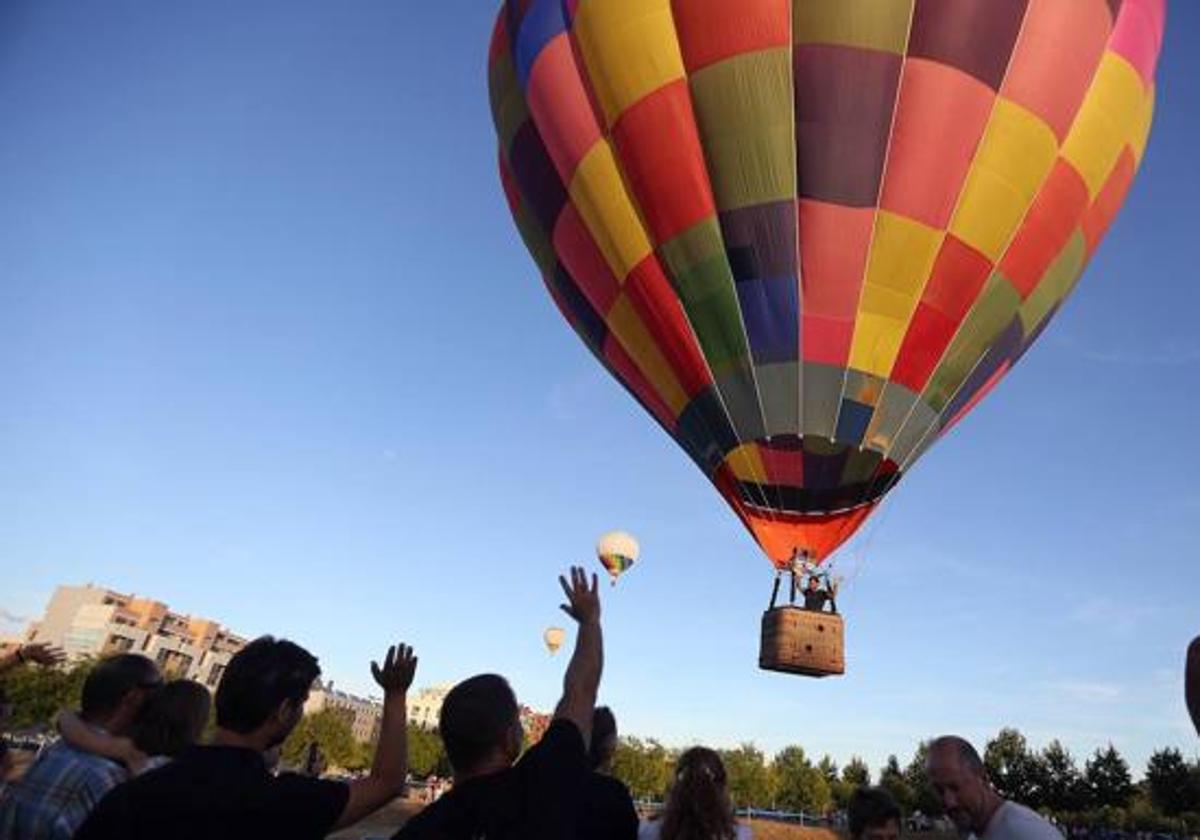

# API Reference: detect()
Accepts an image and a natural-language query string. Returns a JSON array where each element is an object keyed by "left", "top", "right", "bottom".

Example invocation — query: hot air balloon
[
  {"left": 489, "top": 0, "right": 1163, "bottom": 674},
  {"left": 596, "top": 530, "right": 640, "bottom": 584},
  {"left": 544, "top": 626, "right": 566, "bottom": 655}
]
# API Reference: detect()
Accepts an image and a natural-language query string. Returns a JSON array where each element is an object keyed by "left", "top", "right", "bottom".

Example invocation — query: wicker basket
[{"left": 758, "top": 606, "right": 845, "bottom": 677}]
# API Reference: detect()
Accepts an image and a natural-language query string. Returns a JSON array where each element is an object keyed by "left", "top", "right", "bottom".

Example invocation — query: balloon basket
[{"left": 758, "top": 606, "right": 845, "bottom": 677}]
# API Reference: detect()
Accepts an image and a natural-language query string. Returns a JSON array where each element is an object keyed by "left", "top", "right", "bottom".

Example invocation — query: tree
[
  {"left": 407, "top": 724, "right": 450, "bottom": 778},
  {"left": 0, "top": 660, "right": 94, "bottom": 729},
  {"left": 722, "top": 743, "right": 773, "bottom": 809},
  {"left": 834, "top": 755, "right": 874, "bottom": 810},
  {"left": 1041, "top": 740, "right": 1085, "bottom": 812},
  {"left": 880, "top": 754, "right": 914, "bottom": 813},
  {"left": 904, "top": 741, "right": 943, "bottom": 816},
  {"left": 1085, "top": 744, "right": 1134, "bottom": 809},
  {"left": 1144, "top": 748, "right": 1196, "bottom": 816},
  {"left": 984, "top": 728, "right": 1047, "bottom": 807},
  {"left": 843, "top": 756, "right": 872, "bottom": 788},
  {"left": 818, "top": 755, "right": 839, "bottom": 787},
  {"left": 611, "top": 737, "right": 673, "bottom": 800},
  {"left": 773, "top": 746, "right": 832, "bottom": 814},
  {"left": 282, "top": 709, "right": 358, "bottom": 770}
]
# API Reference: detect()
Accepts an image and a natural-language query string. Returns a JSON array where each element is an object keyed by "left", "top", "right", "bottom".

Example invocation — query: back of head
[
  {"left": 131, "top": 680, "right": 212, "bottom": 758},
  {"left": 80, "top": 654, "right": 160, "bottom": 721},
  {"left": 661, "top": 746, "right": 735, "bottom": 840},
  {"left": 590, "top": 706, "right": 617, "bottom": 771},
  {"left": 439, "top": 674, "right": 519, "bottom": 776},
  {"left": 849, "top": 786, "right": 901, "bottom": 840},
  {"left": 215, "top": 636, "right": 319, "bottom": 734}
]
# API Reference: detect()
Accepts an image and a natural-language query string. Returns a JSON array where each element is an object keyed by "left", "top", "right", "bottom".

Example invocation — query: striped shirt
[{"left": 0, "top": 737, "right": 127, "bottom": 840}]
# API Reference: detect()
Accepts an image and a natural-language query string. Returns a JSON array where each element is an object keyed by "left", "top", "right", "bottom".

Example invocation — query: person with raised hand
[
  {"left": 0, "top": 641, "right": 66, "bottom": 675},
  {"left": 395, "top": 565, "right": 603, "bottom": 840},
  {"left": 74, "top": 636, "right": 418, "bottom": 840}
]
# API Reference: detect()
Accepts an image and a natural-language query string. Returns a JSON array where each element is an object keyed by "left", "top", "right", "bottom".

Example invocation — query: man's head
[
  {"left": 927, "top": 736, "right": 999, "bottom": 834},
  {"left": 215, "top": 636, "right": 320, "bottom": 749},
  {"left": 807, "top": 576, "right": 820, "bottom": 591},
  {"left": 590, "top": 706, "right": 617, "bottom": 771},
  {"left": 80, "top": 654, "right": 162, "bottom": 735},
  {"left": 848, "top": 786, "right": 901, "bottom": 840},
  {"left": 439, "top": 674, "right": 522, "bottom": 779}
]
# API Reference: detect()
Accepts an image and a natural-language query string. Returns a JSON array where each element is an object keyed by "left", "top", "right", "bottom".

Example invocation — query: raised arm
[
  {"left": 0, "top": 642, "right": 66, "bottom": 676},
  {"left": 57, "top": 709, "right": 147, "bottom": 772},
  {"left": 1187, "top": 636, "right": 1200, "bottom": 737},
  {"left": 335, "top": 643, "right": 418, "bottom": 831},
  {"left": 553, "top": 566, "right": 603, "bottom": 746}
]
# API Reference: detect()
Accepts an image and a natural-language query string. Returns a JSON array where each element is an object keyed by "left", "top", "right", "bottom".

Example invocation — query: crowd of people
[{"left": 0, "top": 573, "right": 1197, "bottom": 839}]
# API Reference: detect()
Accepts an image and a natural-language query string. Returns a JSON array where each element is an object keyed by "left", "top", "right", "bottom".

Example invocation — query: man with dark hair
[
  {"left": 581, "top": 705, "right": 637, "bottom": 840},
  {"left": 848, "top": 786, "right": 901, "bottom": 840},
  {"left": 1187, "top": 636, "right": 1199, "bottom": 736},
  {"left": 395, "top": 566, "right": 603, "bottom": 840},
  {"left": 927, "top": 736, "right": 1061, "bottom": 840},
  {"left": 75, "top": 635, "right": 418, "bottom": 839},
  {"left": 437, "top": 673, "right": 521, "bottom": 774},
  {"left": 0, "top": 653, "right": 161, "bottom": 840},
  {"left": 803, "top": 574, "right": 838, "bottom": 613}
]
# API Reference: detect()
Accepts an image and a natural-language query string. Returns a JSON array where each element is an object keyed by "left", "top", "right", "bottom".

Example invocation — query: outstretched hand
[
  {"left": 371, "top": 643, "right": 418, "bottom": 697},
  {"left": 20, "top": 643, "right": 66, "bottom": 667},
  {"left": 559, "top": 566, "right": 600, "bottom": 626}
]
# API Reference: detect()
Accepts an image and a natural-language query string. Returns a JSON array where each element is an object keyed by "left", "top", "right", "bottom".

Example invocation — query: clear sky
[{"left": 2, "top": 2, "right": 1197, "bottom": 779}]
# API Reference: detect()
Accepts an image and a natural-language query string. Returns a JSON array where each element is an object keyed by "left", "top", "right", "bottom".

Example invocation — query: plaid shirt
[{"left": 0, "top": 737, "right": 127, "bottom": 840}]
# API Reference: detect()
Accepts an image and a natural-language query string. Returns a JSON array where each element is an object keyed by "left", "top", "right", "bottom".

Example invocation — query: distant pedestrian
[
  {"left": 639, "top": 747, "right": 752, "bottom": 840},
  {"left": 927, "top": 736, "right": 1062, "bottom": 840}
]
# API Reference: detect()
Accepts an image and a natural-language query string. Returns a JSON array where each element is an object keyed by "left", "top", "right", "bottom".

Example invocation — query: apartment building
[{"left": 24, "top": 584, "right": 247, "bottom": 689}]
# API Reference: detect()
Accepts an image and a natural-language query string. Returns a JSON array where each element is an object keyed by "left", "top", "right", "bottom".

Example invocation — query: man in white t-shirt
[{"left": 926, "top": 736, "right": 1062, "bottom": 840}]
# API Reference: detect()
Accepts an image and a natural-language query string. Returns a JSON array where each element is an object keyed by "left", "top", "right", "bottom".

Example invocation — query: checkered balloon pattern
[{"left": 488, "top": 0, "right": 1164, "bottom": 567}]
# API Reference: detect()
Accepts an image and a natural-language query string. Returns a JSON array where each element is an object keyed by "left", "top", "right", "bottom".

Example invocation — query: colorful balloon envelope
[
  {"left": 489, "top": 1, "right": 1163, "bottom": 568},
  {"left": 596, "top": 530, "right": 640, "bottom": 584},
  {"left": 544, "top": 626, "right": 566, "bottom": 655}
]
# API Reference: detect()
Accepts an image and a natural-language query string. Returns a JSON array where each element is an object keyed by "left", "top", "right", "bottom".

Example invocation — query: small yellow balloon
[{"left": 543, "top": 626, "right": 566, "bottom": 655}]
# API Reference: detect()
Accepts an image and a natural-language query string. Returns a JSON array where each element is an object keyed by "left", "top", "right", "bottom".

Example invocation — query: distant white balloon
[
  {"left": 543, "top": 626, "right": 566, "bottom": 655},
  {"left": 596, "top": 531, "right": 640, "bottom": 585}
]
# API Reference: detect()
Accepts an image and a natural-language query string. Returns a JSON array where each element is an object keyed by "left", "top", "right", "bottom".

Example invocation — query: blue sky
[{"left": 2, "top": 2, "right": 1197, "bottom": 778}]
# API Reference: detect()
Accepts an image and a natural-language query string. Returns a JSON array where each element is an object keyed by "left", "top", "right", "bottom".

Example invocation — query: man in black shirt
[
  {"left": 395, "top": 566, "right": 603, "bottom": 840},
  {"left": 75, "top": 635, "right": 418, "bottom": 840},
  {"left": 581, "top": 706, "right": 638, "bottom": 840},
  {"left": 803, "top": 575, "right": 837, "bottom": 613}
]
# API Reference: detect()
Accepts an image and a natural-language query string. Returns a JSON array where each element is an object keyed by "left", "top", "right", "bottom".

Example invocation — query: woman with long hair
[{"left": 639, "top": 747, "right": 752, "bottom": 840}]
